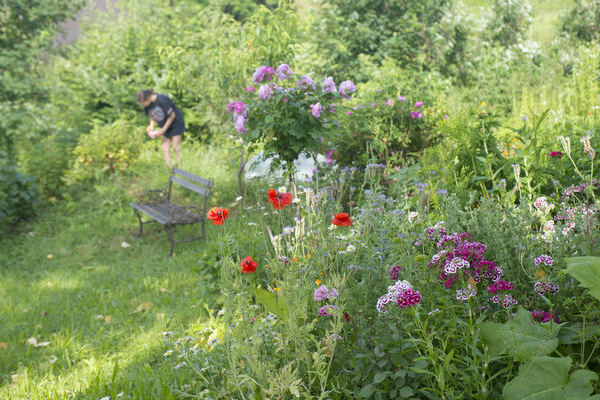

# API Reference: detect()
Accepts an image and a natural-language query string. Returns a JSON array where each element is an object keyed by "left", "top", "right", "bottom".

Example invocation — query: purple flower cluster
[
  {"left": 534, "top": 281, "right": 559, "bottom": 296},
  {"left": 297, "top": 75, "right": 315, "bottom": 90},
  {"left": 388, "top": 264, "right": 402, "bottom": 280},
  {"left": 226, "top": 101, "right": 248, "bottom": 134},
  {"left": 276, "top": 64, "right": 293, "bottom": 80},
  {"left": 338, "top": 80, "right": 356, "bottom": 98},
  {"left": 424, "top": 222, "right": 447, "bottom": 241},
  {"left": 377, "top": 280, "right": 418, "bottom": 313},
  {"left": 427, "top": 230, "right": 514, "bottom": 306},
  {"left": 318, "top": 305, "right": 338, "bottom": 317},
  {"left": 531, "top": 310, "right": 559, "bottom": 323},
  {"left": 562, "top": 179, "right": 599, "bottom": 198},
  {"left": 456, "top": 285, "right": 477, "bottom": 301},
  {"left": 253, "top": 65, "right": 275, "bottom": 83},
  {"left": 322, "top": 77, "right": 336, "bottom": 93},
  {"left": 487, "top": 280, "right": 514, "bottom": 294},
  {"left": 534, "top": 254, "right": 554, "bottom": 267},
  {"left": 396, "top": 288, "right": 422, "bottom": 308},
  {"left": 310, "top": 102, "right": 322, "bottom": 118},
  {"left": 257, "top": 84, "right": 273, "bottom": 100},
  {"left": 490, "top": 294, "right": 518, "bottom": 309},
  {"left": 314, "top": 285, "right": 338, "bottom": 302}
]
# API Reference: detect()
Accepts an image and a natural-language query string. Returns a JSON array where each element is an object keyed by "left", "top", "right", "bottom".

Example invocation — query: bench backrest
[{"left": 168, "top": 168, "right": 213, "bottom": 212}]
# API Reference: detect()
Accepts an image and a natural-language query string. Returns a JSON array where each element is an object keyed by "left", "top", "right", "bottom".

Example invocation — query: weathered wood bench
[{"left": 130, "top": 168, "right": 213, "bottom": 256}]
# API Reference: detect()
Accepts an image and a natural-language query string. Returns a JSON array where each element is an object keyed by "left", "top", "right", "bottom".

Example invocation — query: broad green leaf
[
  {"left": 481, "top": 308, "right": 559, "bottom": 362},
  {"left": 253, "top": 288, "right": 288, "bottom": 318},
  {"left": 503, "top": 356, "right": 597, "bottom": 400},
  {"left": 564, "top": 257, "right": 600, "bottom": 302},
  {"left": 373, "top": 371, "right": 390, "bottom": 383},
  {"left": 358, "top": 383, "right": 376, "bottom": 398},
  {"left": 558, "top": 323, "right": 600, "bottom": 345}
]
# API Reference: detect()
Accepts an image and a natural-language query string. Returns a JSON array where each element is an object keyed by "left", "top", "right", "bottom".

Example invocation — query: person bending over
[{"left": 136, "top": 89, "right": 186, "bottom": 168}]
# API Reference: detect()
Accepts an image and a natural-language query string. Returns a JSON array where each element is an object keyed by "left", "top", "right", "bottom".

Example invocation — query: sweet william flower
[
  {"left": 207, "top": 207, "right": 229, "bottom": 225},
  {"left": 240, "top": 256, "right": 258, "bottom": 274},
  {"left": 332, "top": 213, "right": 352, "bottom": 226}
]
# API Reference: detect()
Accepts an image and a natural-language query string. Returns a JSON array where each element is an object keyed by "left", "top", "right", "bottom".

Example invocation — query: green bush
[
  {"left": 484, "top": 0, "right": 533, "bottom": 46},
  {"left": 0, "top": 162, "right": 38, "bottom": 227},
  {"left": 65, "top": 119, "right": 144, "bottom": 184},
  {"left": 561, "top": 0, "right": 600, "bottom": 43}
]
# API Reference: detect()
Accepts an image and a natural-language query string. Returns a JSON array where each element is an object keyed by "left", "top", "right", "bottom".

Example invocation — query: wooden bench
[{"left": 130, "top": 168, "right": 213, "bottom": 256}]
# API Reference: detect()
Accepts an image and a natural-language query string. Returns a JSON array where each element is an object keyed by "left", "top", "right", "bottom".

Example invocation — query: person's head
[{"left": 136, "top": 89, "right": 155, "bottom": 107}]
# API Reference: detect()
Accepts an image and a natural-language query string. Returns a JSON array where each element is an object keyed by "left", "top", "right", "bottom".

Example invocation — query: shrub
[
  {"left": 0, "top": 162, "right": 38, "bottom": 227},
  {"left": 65, "top": 119, "right": 144, "bottom": 184},
  {"left": 560, "top": 0, "right": 600, "bottom": 43}
]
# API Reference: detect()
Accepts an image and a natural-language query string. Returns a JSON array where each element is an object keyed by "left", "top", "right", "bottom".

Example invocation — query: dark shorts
[{"left": 164, "top": 124, "right": 185, "bottom": 139}]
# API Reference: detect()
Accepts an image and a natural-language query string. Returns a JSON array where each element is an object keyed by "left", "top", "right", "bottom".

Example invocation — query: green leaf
[
  {"left": 481, "top": 308, "right": 559, "bottom": 362},
  {"left": 358, "top": 383, "right": 376, "bottom": 398},
  {"left": 373, "top": 371, "right": 390, "bottom": 384},
  {"left": 564, "top": 257, "right": 600, "bottom": 302},
  {"left": 503, "top": 356, "right": 598, "bottom": 400},
  {"left": 558, "top": 323, "right": 600, "bottom": 345},
  {"left": 253, "top": 288, "right": 288, "bottom": 319},
  {"left": 399, "top": 386, "right": 415, "bottom": 398}
]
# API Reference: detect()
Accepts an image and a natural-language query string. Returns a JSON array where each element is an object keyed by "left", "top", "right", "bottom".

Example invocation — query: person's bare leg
[
  {"left": 171, "top": 135, "right": 182, "bottom": 166},
  {"left": 161, "top": 136, "right": 172, "bottom": 168}
]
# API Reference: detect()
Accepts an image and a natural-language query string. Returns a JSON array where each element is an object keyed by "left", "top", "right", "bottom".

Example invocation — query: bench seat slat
[
  {"left": 170, "top": 176, "right": 211, "bottom": 197},
  {"left": 172, "top": 168, "right": 213, "bottom": 188},
  {"left": 131, "top": 202, "right": 171, "bottom": 224}
]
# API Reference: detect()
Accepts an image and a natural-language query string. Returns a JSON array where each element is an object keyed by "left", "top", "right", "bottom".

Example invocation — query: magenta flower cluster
[
  {"left": 376, "top": 280, "right": 420, "bottom": 313},
  {"left": 534, "top": 254, "right": 554, "bottom": 267},
  {"left": 534, "top": 281, "right": 559, "bottom": 296},
  {"left": 427, "top": 229, "right": 517, "bottom": 309},
  {"left": 226, "top": 101, "right": 248, "bottom": 133},
  {"left": 531, "top": 310, "right": 559, "bottom": 323},
  {"left": 318, "top": 305, "right": 338, "bottom": 317},
  {"left": 314, "top": 285, "right": 339, "bottom": 302},
  {"left": 253, "top": 65, "right": 275, "bottom": 83},
  {"left": 388, "top": 264, "right": 402, "bottom": 280},
  {"left": 487, "top": 280, "right": 514, "bottom": 294},
  {"left": 396, "top": 288, "right": 422, "bottom": 308}
]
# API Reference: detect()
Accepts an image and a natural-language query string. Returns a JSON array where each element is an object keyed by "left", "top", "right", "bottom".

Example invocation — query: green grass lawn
[{"left": 0, "top": 145, "right": 241, "bottom": 399}]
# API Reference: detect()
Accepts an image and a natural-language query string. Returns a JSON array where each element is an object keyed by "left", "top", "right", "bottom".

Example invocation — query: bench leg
[
  {"left": 201, "top": 219, "right": 206, "bottom": 239},
  {"left": 164, "top": 225, "right": 175, "bottom": 256},
  {"left": 134, "top": 209, "right": 144, "bottom": 237}
]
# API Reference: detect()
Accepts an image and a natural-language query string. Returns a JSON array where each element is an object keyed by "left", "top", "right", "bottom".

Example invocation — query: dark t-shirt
[{"left": 144, "top": 94, "right": 185, "bottom": 135}]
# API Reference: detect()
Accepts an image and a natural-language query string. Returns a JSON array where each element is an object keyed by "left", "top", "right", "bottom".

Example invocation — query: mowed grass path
[{"left": 0, "top": 146, "right": 239, "bottom": 399}]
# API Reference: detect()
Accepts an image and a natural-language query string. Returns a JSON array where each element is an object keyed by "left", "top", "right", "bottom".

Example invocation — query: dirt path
[{"left": 55, "top": 0, "right": 118, "bottom": 46}]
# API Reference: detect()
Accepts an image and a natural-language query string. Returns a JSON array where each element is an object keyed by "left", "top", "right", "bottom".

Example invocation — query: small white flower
[
  {"left": 292, "top": 197, "right": 301, "bottom": 204},
  {"left": 174, "top": 361, "right": 187, "bottom": 370},
  {"left": 116, "top": 393, "right": 125, "bottom": 399},
  {"left": 99, "top": 397, "right": 111, "bottom": 400},
  {"left": 277, "top": 186, "right": 287, "bottom": 193},
  {"left": 248, "top": 222, "right": 258, "bottom": 226},
  {"left": 163, "top": 350, "right": 173, "bottom": 356},
  {"left": 346, "top": 244, "right": 356, "bottom": 252},
  {"left": 328, "top": 224, "right": 337, "bottom": 231},
  {"left": 235, "top": 196, "right": 243, "bottom": 201},
  {"left": 217, "top": 309, "right": 225, "bottom": 316}
]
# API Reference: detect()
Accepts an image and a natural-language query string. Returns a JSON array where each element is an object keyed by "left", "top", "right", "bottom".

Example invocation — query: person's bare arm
[
  {"left": 147, "top": 119, "right": 155, "bottom": 133},
  {"left": 157, "top": 112, "right": 176, "bottom": 136}
]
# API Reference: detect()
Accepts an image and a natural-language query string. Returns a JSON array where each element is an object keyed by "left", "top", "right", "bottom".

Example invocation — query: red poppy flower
[
  {"left": 344, "top": 312, "right": 350, "bottom": 323},
  {"left": 207, "top": 207, "right": 229, "bottom": 225},
  {"left": 332, "top": 212, "right": 352, "bottom": 227},
  {"left": 267, "top": 189, "right": 293, "bottom": 209},
  {"left": 240, "top": 256, "right": 257, "bottom": 274}
]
